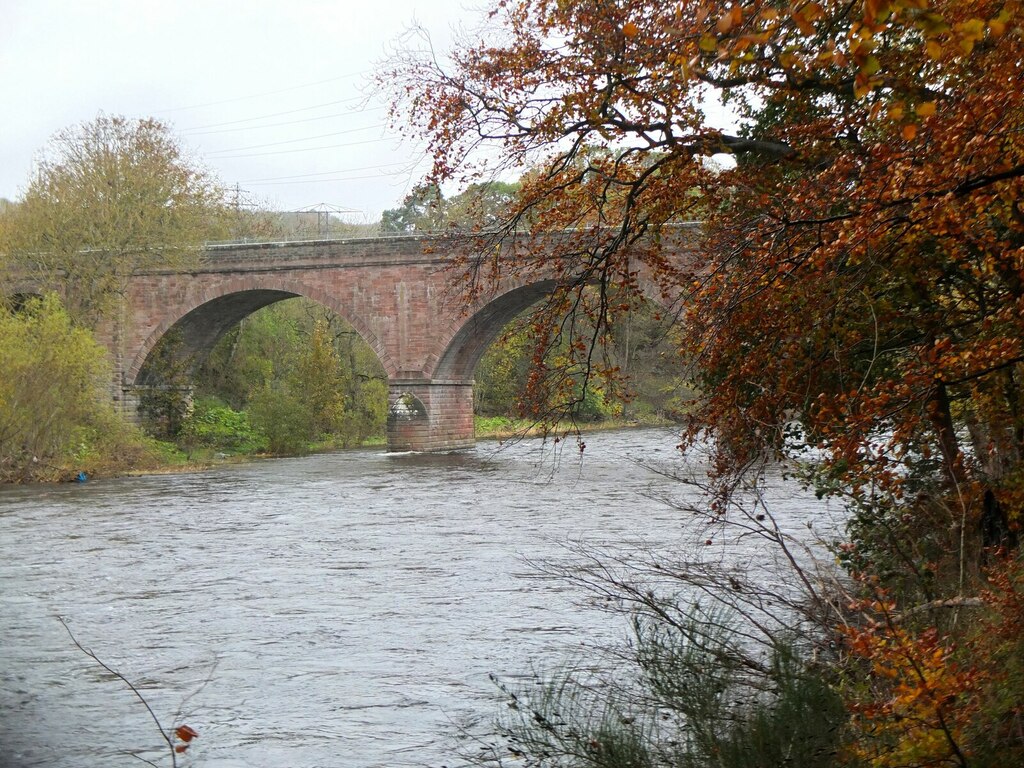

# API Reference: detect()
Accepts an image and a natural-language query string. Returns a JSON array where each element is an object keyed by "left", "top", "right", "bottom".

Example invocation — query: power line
[
  {"left": 182, "top": 106, "right": 386, "bottom": 136},
  {"left": 238, "top": 160, "right": 416, "bottom": 183},
  {"left": 243, "top": 171, "right": 417, "bottom": 186},
  {"left": 203, "top": 124, "right": 386, "bottom": 155},
  {"left": 156, "top": 70, "right": 371, "bottom": 114},
  {"left": 179, "top": 96, "right": 373, "bottom": 132},
  {"left": 211, "top": 136, "right": 399, "bottom": 159}
]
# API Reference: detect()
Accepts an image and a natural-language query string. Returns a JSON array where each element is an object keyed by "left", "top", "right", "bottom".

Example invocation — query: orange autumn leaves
[
  {"left": 385, "top": 0, "right": 1024, "bottom": 494},
  {"left": 383, "top": 1, "right": 1024, "bottom": 763},
  {"left": 173, "top": 724, "right": 198, "bottom": 755}
]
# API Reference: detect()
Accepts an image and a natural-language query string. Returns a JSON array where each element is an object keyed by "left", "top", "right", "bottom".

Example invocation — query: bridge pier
[{"left": 386, "top": 380, "right": 475, "bottom": 452}]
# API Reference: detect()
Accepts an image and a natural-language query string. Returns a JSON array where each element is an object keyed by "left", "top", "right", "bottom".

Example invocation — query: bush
[
  {"left": 0, "top": 295, "right": 154, "bottom": 481},
  {"left": 247, "top": 384, "right": 313, "bottom": 455},
  {"left": 180, "top": 398, "right": 263, "bottom": 454},
  {"left": 484, "top": 602, "right": 845, "bottom": 768}
]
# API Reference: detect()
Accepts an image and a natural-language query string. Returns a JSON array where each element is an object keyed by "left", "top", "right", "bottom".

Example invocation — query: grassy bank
[{"left": 473, "top": 413, "right": 677, "bottom": 441}]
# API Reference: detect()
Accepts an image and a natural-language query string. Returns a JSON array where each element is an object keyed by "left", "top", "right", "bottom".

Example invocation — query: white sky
[{"left": 0, "top": 0, "right": 485, "bottom": 221}]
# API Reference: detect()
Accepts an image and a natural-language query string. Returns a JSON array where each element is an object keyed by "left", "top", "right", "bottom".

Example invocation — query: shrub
[
  {"left": 0, "top": 294, "right": 154, "bottom": 481},
  {"left": 180, "top": 398, "right": 263, "bottom": 454},
  {"left": 247, "top": 384, "right": 313, "bottom": 455}
]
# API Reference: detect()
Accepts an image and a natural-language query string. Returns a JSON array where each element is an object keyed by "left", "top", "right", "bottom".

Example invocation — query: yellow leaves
[
  {"left": 916, "top": 12, "right": 951, "bottom": 37},
  {"left": 864, "top": 0, "right": 893, "bottom": 24},
  {"left": 955, "top": 17, "right": 987, "bottom": 54},
  {"left": 883, "top": 100, "right": 935, "bottom": 139},
  {"left": 843, "top": 614, "right": 978, "bottom": 768},
  {"left": 699, "top": 34, "right": 718, "bottom": 52},
  {"left": 911, "top": 6, "right": 1010, "bottom": 60},
  {"left": 988, "top": 8, "right": 1012, "bottom": 37}
]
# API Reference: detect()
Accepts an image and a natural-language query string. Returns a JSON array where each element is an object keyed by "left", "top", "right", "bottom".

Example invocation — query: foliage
[
  {"left": 838, "top": 555, "right": 1024, "bottom": 766},
  {"left": 222, "top": 204, "right": 379, "bottom": 241},
  {"left": 194, "top": 301, "right": 304, "bottom": 410},
  {"left": 193, "top": 299, "right": 388, "bottom": 454},
  {"left": 380, "top": 181, "right": 521, "bottom": 233},
  {"left": 380, "top": 183, "right": 445, "bottom": 233},
  {"left": 475, "top": 320, "right": 540, "bottom": 416},
  {"left": 0, "top": 294, "right": 156, "bottom": 482},
  {"left": 293, "top": 318, "right": 349, "bottom": 437},
  {"left": 384, "top": 0, "right": 1024, "bottom": 763},
  {"left": 475, "top": 298, "right": 688, "bottom": 422},
  {"left": 478, "top": 532, "right": 847, "bottom": 768},
  {"left": 841, "top": 595, "right": 978, "bottom": 766},
  {"left": 1, "top": 114, "right": 226, "bottom": 324},
  {"left": 179, "top": 397, "right": 263, "bottom": 455},
  {"left": 240, "top": 320, "right": 344, "bottom": 456},
  {"left": 248, "top": 381, "right": 315, "bottom": 455},
  {"left": 383, "top": 0, "right": 1024, "bottom": 500}
]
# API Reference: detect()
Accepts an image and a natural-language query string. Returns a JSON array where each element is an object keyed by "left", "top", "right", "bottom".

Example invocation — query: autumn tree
[
  {"left": 384, "top": 0, "right": 1024, "bottom": 763},
  {"left": 1, "top": 115, "right": 226, "bottom": 324},
  {"left": 384, "top": 0, "right": 1023, "bottom": 528}
]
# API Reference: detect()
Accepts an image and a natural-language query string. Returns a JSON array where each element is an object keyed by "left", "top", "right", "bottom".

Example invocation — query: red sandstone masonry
[{"left": 102, "top": 229, "right": 699, "bottom": 451}]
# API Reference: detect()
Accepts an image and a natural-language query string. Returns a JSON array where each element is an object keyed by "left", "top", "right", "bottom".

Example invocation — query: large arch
[
  {"left": 128, "top": 279, "right": 396, "bottom": 387},
  {"left": 429, "top": 279, "right": 557, "bottom": 382},
  {"left": 428, "top": 272, "right": 683, "bottom": 384}
]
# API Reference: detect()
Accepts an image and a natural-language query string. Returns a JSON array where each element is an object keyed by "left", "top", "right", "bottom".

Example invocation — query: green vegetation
[
  {"left": 487, "top": 607, "right": 846, "bottom": 768},
  {"left": 181, "top": 298, "right": 389, "bottom": 457},
  {"left": 475, "top": 298, "right": 695, "bottom": 426},
  {"left": 380, "top": 181, "right": 520, "bottom": 233},
  {"left": 0, "top": 295, "right": 161, "bottom": 482},
  {"left": 1, "top": 115, "right": 226, "bottom": 325},
  {"left": 0, "top": 116, "right": 396, "bottom": 480}
]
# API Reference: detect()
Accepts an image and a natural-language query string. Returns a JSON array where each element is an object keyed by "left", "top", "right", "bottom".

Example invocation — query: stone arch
[
  {"left": 429, "top": 279, "right": 558, "bottom": 383},
  {"left": 428, "top": 272, "right": 682, "bottom": 384},
  {"left": 128, "top": 277, "right": 397, "bottom": 387}
]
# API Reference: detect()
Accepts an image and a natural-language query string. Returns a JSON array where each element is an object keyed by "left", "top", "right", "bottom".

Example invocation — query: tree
[
  {"left": 0, "top": 294, "right": 152, "bottom": 482},
  {"left": 138, "top": 329, "right": 194, "bottom": 439},
  {"left": 384, "top": 1, "right": 1024, "bottom": 763},
  {"left": 383, "top": 0, "right": 1023, "bottom": 520},
  {"left": 380, "top": 181, "right": 522, "bottom": 233},
  {"left": 192, "top": 298, "right": 389, "bottom": 451},
  {"left": 1, "top": 115, "right": 226, "bottom": 324},
  {"left": 380, "top": 183, "right": 445, "bottom": 233}
]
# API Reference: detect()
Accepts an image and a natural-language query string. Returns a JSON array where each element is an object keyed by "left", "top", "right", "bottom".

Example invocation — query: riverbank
[
  {"left": 4, "top": 414, "right": 679, "bottom": 485},
  {"left": 474, "top": 413, "right": 677, "bottom": 441}
]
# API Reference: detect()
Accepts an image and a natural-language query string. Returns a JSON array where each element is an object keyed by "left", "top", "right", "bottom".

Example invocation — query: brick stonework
[{"left": 100, "top": 228, "right": 698, "bottom": 451}]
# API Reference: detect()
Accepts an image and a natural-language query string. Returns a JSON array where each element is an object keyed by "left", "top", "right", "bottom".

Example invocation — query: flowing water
[{"left": 0, "top": 428, "right": 838, "bottom": 767}]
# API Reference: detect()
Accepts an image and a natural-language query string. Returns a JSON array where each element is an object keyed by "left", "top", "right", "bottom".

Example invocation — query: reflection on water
[{"left": 0, "top": 428, "right": 836, "bottom": 768}]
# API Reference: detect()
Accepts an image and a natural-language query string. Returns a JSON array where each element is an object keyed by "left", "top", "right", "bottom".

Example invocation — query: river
[{"left": 0, "top": 428, "right": 838, "bottom": 767}]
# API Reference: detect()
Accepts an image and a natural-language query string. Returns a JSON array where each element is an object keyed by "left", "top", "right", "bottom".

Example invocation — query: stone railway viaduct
[{"left": 94, "top": 227, "right": 698, "bottom": 452}]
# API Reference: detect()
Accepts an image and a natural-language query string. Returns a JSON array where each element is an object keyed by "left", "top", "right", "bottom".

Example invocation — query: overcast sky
[{"left": 1, "top": 0, "right": 486, "bottom": 221}]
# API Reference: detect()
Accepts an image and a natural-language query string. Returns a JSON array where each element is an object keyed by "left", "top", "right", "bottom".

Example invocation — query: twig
[{"left": 57, "top": 616, "right": 177, "bottom": 767}]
